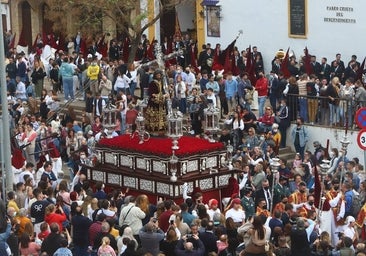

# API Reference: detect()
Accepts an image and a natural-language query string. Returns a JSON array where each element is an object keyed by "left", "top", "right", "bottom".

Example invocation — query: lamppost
[
  {"left": 167, "top": 109, "right": 183, "bottom": 150},
  {"left": 226, "top": 142, "right": 234, "bottom": 170},
  {"left": 204, "top": 103, "right": 220, "bottom": 143},
  {"left": 131, "top": 112, "right": 150, "bottom": 144},
  {"left": 102, "top": 103, "right": 117, "bottom": 138},
  {"left": 339, "top": 135, "right": 350, "bottom": 185},
  {"left": 169, "top": 151, "right": 178, "bottom": 182},
  {"left": 270, "top": 157, "right": 280, "bottom": 213},
  {"left": 319, "top": 159, "right": 330, "bottom": 217}
]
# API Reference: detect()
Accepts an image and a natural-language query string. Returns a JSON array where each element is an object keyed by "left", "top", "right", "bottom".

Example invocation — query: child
[
  {"left": 98, "top": 236, "right": 116, "bottom": 256},
  {"left": 293, "top": 153, "right": 302, "bottom": 169},
  {"left": 37, "top": 222, "right": 50, "bottom": 241}
]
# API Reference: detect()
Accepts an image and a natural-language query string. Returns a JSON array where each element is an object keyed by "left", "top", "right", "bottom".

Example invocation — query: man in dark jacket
[
  {"left": 175, "top": 235, "right": 205, "bottom": 256},
  {"left": 41, "top": 223, "right": 64, "bottom": 255},
  {"left": 72, "top": 205, "right": 92, "bottom": 256},
  {"left": 290, "top": 217, "right": 315, "bottom": 256},
  {"left": 199, "top": 221, "right": 218, "bottom": 255}
]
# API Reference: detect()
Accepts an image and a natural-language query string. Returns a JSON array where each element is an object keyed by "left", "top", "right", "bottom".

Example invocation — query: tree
[{"left": 44, "top": 0, "right": 184, "bottom": 64}]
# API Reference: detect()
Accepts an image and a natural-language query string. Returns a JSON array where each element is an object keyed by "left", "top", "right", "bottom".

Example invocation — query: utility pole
[{"left": 0, "top": 15, "right": 13, "bottom": 192}]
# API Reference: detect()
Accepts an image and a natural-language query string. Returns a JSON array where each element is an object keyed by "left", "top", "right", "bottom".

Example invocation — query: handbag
[{"left": 264, "top": 241, "right": 270, "bottom": 252}]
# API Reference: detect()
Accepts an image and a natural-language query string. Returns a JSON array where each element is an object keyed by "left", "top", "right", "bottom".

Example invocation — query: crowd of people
[{"left": 2, "top": 29, "right": 366, "bottom": 256}]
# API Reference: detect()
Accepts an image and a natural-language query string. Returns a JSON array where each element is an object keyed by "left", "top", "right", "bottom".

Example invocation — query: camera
[{"left": 186, "top": 234, "right": 193, "bottom": 238}]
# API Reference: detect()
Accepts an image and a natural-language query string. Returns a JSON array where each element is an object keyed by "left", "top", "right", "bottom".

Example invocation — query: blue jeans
[
  {"left": 299, "top": 98, "right": 308, "bottom": 122},
  {"left": 73, "top": 245, "right": 89, "bottom": 256},
  {"left": 179, "top": 98, "right": 187, "bottom": 114},
  {"left": 63, "top": 77, "right": 74, "bottom": 100},
  {"left": 329, "top": 103, "right": 339, "bottom": 124},
  {"left": 294, "top": 143, "right": 305, "bottom": 160},
  {"left": 130, "top": 81, "right": 137, "bottom": 97},
  {"left": 258, "top": 96, "right": 267, "bottom": 117}
]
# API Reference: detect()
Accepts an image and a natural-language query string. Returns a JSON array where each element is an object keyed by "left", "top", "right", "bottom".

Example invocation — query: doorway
[{"left": 21, "top": 1, "right": 32, "bottom": 47}]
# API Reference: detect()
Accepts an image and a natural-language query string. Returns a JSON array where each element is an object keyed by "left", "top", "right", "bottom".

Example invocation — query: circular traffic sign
[
  {"left": 355, "top": 107, "right": 366, "bottom": 128},
  {"left": 357, "top": 129, "right": 366, "bottom": 150}
]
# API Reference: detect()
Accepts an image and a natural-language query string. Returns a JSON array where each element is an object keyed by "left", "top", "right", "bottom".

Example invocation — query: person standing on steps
[{"left": 291, "top": 117, "right": 309, "bottom": 160}]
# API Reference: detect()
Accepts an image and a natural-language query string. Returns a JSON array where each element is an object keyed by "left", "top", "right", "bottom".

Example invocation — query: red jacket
[
  {"left": 255, "top": 77, "right": 268, "bottom": 97},
  {"left": 258, "top": 114, "right": 274, "bottom": 126},
  {"left": 45, "top": 212, "right": 67, "bottom": 232}
]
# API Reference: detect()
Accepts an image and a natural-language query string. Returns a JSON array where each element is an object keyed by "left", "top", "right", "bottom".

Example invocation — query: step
[
  {"left": 278, "top": 151, "right": 297, "bottom": 161},
  {"left": 279, "top": 146, "right": 293, "bottom": 155}
]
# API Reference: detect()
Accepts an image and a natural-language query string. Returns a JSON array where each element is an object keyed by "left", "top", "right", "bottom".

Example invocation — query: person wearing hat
[
  {"left": 225, "top": 198, "right": 245, "bottom": 225},
  {"left": 145, "top": 70, "right": 168, "bottom": 133},
  {"left": 240, "top": 186, "right": 255, "bottom": 220},
  {"left": 207, "top": 199, "right": 221, "bottom": 221},
  {"left": 273, "top": 175, "right": 291, "bottom": 206},
  {"left": 342, "top": 215, "right": 359, "bottom": 243}
]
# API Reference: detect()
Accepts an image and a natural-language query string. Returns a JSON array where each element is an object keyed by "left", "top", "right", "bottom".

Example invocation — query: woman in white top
[
  {"left": 225, "top": 111, "right": 244, "bottom": 149},
  {"left": 114, "top": 70, "right": 131, "bottom": 95},
  {"left": 127, "top": 64, "right": 137, "bottom": 97},
  {"left": 45, "top": 90, "right": 60, "bottom": 115},
  {"left": 175, "top": 74, "right": 187, "bottom": 114},
  {"left": 342, "top": 216, "right": 358, "bottom": 243}
]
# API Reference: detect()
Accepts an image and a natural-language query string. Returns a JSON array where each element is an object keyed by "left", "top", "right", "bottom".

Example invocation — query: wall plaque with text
[{"left": 288, "top": 0, "right": 307, "bottom": 38}]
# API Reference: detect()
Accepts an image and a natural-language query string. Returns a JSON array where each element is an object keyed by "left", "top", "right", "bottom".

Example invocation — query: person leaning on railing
[
  {"left": 339, "top": 79, "right": 355, "bottom": 127},
  {"left": 326, "top": 77, "right": 341, "bottom": 127},
  {"left": 354, "top": 79, "right": 366, "bottom": 109}
]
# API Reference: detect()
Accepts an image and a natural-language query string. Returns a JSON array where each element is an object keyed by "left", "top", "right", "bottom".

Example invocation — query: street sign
[
  {"left": 357, "top": 129, "right": 366, "bottom": 150},
  {"left": 355, "top": 107, "right": 366, "bottom": 128}
]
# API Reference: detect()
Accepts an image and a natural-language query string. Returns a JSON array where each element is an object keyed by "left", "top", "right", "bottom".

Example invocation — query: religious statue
[{"left": 145, "top": 70, "right": 168, "bottom": 132}]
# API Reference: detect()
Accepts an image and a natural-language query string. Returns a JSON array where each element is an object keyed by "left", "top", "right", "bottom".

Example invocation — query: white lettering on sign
[{"left": 324, "top": 6, "right": 356, "bottom": 24}]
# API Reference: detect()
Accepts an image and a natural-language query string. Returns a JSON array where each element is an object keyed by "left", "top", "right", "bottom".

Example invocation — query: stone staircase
[{"left": 278, "top": 146, "right": 297, "bottom": 166}]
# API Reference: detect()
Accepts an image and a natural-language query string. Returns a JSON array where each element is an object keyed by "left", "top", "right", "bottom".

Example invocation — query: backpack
[{"left": 351, "top": 191, "right": 361, "bottom": 217}]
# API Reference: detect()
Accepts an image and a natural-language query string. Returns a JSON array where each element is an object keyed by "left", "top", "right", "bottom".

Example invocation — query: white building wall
[
  {"left": 205, "top": 0, "right": 366, "bottom": 73},
  {"left": 286, "top": 124, "right": 364, "bottom": 167},
  {"left": 154, "top": 0, "right": 160, "bottom": 41},
  {"left": 140, "top": 0, "right": 149, "bottom": 38}
]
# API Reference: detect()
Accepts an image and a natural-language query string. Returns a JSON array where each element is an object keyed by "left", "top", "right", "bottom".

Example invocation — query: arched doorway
[
  {"left": 20, "top": 1, "right": 32, "bottom": 47},
  {"left": 160, "top": 8, "right": 175, "bottom": 42}
]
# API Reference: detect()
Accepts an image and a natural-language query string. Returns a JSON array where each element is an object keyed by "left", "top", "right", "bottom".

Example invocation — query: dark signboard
[{"left": 289, "top": 0, "right": 307, "bottom": 38}]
